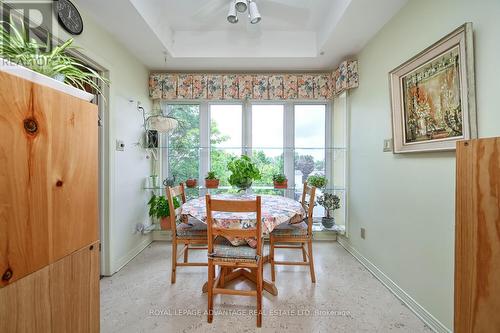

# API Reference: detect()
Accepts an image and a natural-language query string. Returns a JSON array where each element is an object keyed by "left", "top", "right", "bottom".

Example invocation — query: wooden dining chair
[
  {"left": 205, "top": 195, "right": 264, "bottom": 327},
  {"left": 167, "top": 183, "right": 207, "bottom": 284},
  {"left": 269, "top": 182, "right": 316, "bottom": 283}
]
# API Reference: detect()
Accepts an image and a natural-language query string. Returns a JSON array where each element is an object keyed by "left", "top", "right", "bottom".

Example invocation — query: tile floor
[{"left": 101, "top": 241, "right": 431, "bottom": 333}]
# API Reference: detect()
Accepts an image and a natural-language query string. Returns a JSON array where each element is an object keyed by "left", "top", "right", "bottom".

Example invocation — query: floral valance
[{"left": 149, "top": 60, "right": 358, "bottom": 101}]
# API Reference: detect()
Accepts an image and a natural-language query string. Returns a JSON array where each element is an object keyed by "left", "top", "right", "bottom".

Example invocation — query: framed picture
[{"left": 389, "top": 23, "right": 477, "bottom": 153}]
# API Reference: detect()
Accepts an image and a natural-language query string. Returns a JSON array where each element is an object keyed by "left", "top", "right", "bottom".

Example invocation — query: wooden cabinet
[
  {"left": 0, "top": 73, "right": 52, "bottom": 286},
  {"left": 455, "top": 138, "right": 500, "bottom": 333},
  {"left": 0, "top": 266, "right": 52, "bottom": 332},
  {"left": 0, "top": 70, "right": 99, "bottom": 332},
  {"left": 46, "top": 85, "right": 98, "bottom": 262},
  {"left": 0, "top": 71, "right": 98, "bottom": 285},
  {"left": 0, "top": 243, "right": 99, "bottom": 333},
  {"left": 50, "top": 242, "right": 100, "bottom": 333}
]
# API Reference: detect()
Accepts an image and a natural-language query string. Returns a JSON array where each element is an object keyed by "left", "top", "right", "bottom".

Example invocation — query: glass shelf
[
  {"left": 143, "top": 186, "right": 346, "bottom": 192},
  {"left": 142, "top": 145, "right": 347, "bottom": 150}
]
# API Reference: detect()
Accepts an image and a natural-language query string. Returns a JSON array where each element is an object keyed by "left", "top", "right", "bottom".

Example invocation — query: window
[
  {"left": 294, "top": 105, "right": 326, "bottom": 217},
  {"left": 331, "top": 92, "right": 348, "bottom": 230},
  {"left": 210, "top": 104, "right": 242, "bottom": 187},
  {"left": 251, "top": 104, "right": 284, "bottom": 186},
  {"left": 164, "top": 104, "right": 200, "bottom": 189},
  {"left": 162, "top": 100, "right": 347, "bottom": 231}
]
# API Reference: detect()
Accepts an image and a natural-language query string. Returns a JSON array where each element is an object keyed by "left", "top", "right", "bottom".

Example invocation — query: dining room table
[{"left": 180, "top": 193, "right": 306, "bottom": 296}]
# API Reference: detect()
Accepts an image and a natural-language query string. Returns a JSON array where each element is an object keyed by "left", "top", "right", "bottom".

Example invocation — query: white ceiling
[{"left": 76, "top": 0, "right": 408, "bottom": 71}]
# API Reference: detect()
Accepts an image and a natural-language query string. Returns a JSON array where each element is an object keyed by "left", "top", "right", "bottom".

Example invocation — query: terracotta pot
[
  {"left": 273, "top": 180, "right": 288, "bottom": 189},
  {"left": 186, "top": 179, "right": 197, "bottom": 188},
  {"left": 160, "top": 217, "right": 171, "bottom": 230},
  {"left": 205, "top": 178, "right": 220, "bottom": 189}
]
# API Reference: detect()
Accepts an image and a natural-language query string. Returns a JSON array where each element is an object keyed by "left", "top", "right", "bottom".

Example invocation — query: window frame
[{"left": 161, "top": 100, "right": 333, "bottom": 201}]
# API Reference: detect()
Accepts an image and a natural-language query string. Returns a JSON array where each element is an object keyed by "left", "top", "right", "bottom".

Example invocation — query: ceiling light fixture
[
  {"left": 235, "top": 0, "right": 248, "bottom": 13},
  {"left": 227, "top": 0, "right": 261, "bottom": 25},
  {"left": 227, "top": 0, "right": 238, "bottom": 24},
  {"left": 248, "top": 0, "right": 261, "bottom": 24}
]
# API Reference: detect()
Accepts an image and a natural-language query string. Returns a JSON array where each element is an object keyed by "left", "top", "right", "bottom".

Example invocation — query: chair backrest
[
  {"left": 205, "top": 195, "right": 262, "bottom": 257},
  {"left": 166, "top": 183, "right": 187, "bottom": 235},
  {"left": 301, "top": 182, "right": 316, "bottom": 234}
]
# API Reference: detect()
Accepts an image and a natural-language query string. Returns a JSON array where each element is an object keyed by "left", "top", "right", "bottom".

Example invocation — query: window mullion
[
  {"left": 243, "top": 100, "right": 252, "bottom": 156},
  {"left": 199, "top": 102, "right": 210, "bottom": 196},
  {"left": 325, "top": 102, "right": 334, "bottom": 191},
  {"left": 283, "top": 102, "right": 294, "bottom": 199}
]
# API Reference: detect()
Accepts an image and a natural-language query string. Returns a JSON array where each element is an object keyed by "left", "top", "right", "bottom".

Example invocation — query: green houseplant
[
  {"left": 0, "top": 19, "right": 108, "bottom": 95},
  {"left": 272, "top": 173, "right": 288, "bottom": 189},
  {"left": 307, "top": 174, "right": 328, "bottom": 189},
  {"left": 227, "top": 155, "right": 261, "bottom": 191},
  {"left": 204, "top": 171, "right": 220, "bottom": 189},
  {"left": 317, "top": 193, "right": 341, "bottom": 228},
  {"left": 147, "top": 194, "right": 180, "bottom": 230}
]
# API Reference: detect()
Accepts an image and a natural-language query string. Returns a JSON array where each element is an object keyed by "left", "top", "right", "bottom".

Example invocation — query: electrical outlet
[
  {"left": 361, "top": 228, "right": 366, "bottom": 239},
  {"left": 383, "top": 138, "right": 393, "bottom": 152}
]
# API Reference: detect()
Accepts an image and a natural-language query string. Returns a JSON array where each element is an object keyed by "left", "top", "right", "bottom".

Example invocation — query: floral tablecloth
[{"left": 181, "top": 194, "right": 305, "bottom": 247}]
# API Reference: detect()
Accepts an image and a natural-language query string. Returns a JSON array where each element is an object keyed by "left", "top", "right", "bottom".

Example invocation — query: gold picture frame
[{"left": 389, "top": 23, "right": 477, "bottom": 153}]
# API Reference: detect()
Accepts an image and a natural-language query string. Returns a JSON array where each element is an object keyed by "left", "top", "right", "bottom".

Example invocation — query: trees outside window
[{"left": 164, "top": 103, "right": 327, "bottom": 199}]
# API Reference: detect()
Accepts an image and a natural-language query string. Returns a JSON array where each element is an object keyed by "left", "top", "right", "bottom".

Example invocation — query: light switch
[
  {"left": 383, "top": 138, "right": 393, "bottom": 152},
  {"left": 116, "top": 140, "right": 125, "bottom": 151}
]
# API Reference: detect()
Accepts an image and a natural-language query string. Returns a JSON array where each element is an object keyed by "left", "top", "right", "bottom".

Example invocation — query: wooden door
[
  {"left": 0, "top": 266, "right": 52, "bottom": 332},
  {"left": 50, "top": 242, "right": 100, "bottom": 333},
  {"left": 0, "top": 72, "right": 51, "bottom": 286},
  {"left": 455, "top": 138, "right": 500, "bottom": 333}
]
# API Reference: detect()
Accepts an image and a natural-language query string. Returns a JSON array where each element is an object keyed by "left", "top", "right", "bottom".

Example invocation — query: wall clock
[{"left": 55, "top": 0, "right": 83, "bottom": 35}]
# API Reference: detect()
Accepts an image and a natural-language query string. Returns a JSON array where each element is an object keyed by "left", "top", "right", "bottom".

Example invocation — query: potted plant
[
  {"left": 204, "top": 171, "right": 220, "bottom": 189},
  {"left": 0, "top": 20, "right": 108, "bottom": 95},
  {"left": 317, "top": 193, "right": 341, "bottom": 228},
  {"left": 186, "top": 178, "right": 197, "bottom": 188},
  {"left": 307, "top": 174, "right": 328, "bottom": 189},
  {"left": 147, "top": 194, "right": 180, "bottom": 230},
  {"left": 227, "top": 155, "right": 261, "bottom": 192},
  {"left": 272, "top": 173, "right": 288, "bottom": 189}
]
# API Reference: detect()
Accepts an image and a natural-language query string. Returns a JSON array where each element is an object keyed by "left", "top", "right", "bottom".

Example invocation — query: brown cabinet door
[
  {"left": 455, "top": 138, "right": 500, "bottom": 333},
  {"left": 50, "top": 242, "right": 100, "bottom": 333},
  {"left": 0, "top": 72, "right": 51, "bottom": 286},
  {"left": 0, "top": 266, "right": 52, "bottom": 332},
  {"left": 38, "top": 84, "right": 99, "bottom": 262},
  {"left": 0, "top": 72, "right": 98, "bottom": 285}
]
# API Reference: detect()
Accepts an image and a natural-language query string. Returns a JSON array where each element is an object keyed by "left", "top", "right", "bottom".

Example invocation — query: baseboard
[
  {"left": 111, "top": 235, "right": 153, "bottom": 274},
  {"left": 337, "top": 237, "right": 451, "bottom": 333}
]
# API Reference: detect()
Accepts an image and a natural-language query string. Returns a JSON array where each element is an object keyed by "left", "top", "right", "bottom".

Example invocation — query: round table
[
  {"left": 182, "top": 194, "right": 305, "bottom": 239},
  {"left": 181, "top": 194, "right": 305, "bottom": 296}
]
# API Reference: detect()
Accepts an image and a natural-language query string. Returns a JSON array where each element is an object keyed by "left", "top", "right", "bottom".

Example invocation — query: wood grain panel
[
  {"left": 0, "top": 72, "right": 51, "bottom": 286},
  {"left": 0, "top": 266, "right": 51, "bottom": 332},
  {"left": 39, "top": 85, "right": 99, "bottom": 262},
  {"left": 455, "top": 138, "right": 500, "bottom": 333},
  {"left": 50, "top": 242, "right": 100, "bottom": 333}
]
